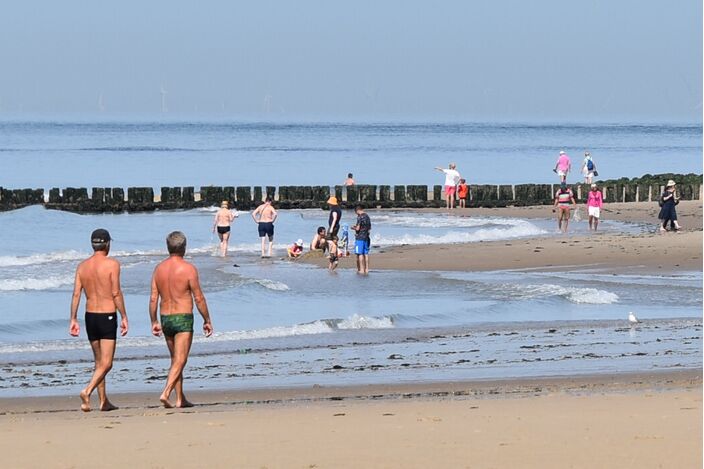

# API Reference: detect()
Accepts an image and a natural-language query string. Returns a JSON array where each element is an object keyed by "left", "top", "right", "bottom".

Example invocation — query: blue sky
[{"left": 0, "top": 0, "right": 701, "bottom": 121}]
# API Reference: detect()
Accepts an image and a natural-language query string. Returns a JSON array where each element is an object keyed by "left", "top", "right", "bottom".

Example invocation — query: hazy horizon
[{"left": 0, "top": 0, "right": 701, "bottom": 122}]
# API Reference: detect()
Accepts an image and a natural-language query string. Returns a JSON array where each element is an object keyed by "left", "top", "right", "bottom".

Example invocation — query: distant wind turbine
[
  {"left": 160, "top": 85, "right": 168, "bottom": 113},
  {"left": 263, "top": 94, "right": 272, "bottom": 114},
  {"left": 98, "top": 93, "right": 105, "bottom": 112}
]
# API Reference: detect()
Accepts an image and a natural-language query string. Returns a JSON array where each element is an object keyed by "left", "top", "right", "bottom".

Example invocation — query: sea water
[
  {"left": 1, "top": 119, "right": 701, "bottom": 188},
  {"left": 0, "top": 206, "right": 700, "bottom": 396}
]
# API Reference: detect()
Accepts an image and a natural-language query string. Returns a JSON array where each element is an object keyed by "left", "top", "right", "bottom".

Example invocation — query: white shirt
[{"left": 442, "top": 169, "right": 461, "bottom": 186}]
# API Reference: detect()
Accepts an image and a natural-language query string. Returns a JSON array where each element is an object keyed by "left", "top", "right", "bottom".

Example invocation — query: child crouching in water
[{"left": 287, "top": 239, "right": 304, "bottom": 259}]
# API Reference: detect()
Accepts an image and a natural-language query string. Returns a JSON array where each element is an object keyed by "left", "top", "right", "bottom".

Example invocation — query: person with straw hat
[
  {"left": 326, "top": 196, "right": 342, "bottom": 245},
  {"left": 658, "top": 180, "right": 682, "bottom": 232}
]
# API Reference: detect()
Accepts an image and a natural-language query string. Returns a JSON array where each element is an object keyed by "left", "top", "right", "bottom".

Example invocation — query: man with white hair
[{"left": 150, "top": 231, "right": 213, "bottom": 408}]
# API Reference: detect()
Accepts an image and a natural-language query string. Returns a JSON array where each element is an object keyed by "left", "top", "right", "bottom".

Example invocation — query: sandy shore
[
  {"left": 302, "top": 201, "right": 702, "bottom": 272},
  {"left": 1, "top": 371, "right": 700, "bottom": 468}
]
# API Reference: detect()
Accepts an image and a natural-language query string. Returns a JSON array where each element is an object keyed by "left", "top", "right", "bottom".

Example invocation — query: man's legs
[
  {"left": 362, "top": 254, "right": 369, "bottom": 274},
  {"left": 80, "top": 339, "right": 116, "bottom": 412},
  {"left": 161, "top": 332, "right": 194, "bottom": 408},
  {"left": 260, "top": 236, "right": 266, "bottom": 257},
  {"left": 267, "top": 235, "right": 274, "bottom": 257}
]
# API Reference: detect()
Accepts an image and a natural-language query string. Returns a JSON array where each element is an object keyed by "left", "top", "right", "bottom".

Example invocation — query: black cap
[{"left": 91, "top": 229, "right": 111, "bottom": 244}]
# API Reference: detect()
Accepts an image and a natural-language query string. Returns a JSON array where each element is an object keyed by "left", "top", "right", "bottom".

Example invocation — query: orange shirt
[{"left": 457, "top": 184, "right": 468, "bottom": 198}]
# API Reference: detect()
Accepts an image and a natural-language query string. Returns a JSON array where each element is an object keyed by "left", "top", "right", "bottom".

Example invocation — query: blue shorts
[{"left": 354, "top": 239, "right": 370, "bottom": 255}]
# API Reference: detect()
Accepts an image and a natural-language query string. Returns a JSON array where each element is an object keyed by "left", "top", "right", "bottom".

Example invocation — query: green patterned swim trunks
[{"left": 161, "top": 314, "right": 194, "bottom": 337}]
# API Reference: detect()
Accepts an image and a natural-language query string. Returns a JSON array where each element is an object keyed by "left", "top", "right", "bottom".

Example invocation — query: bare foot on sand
[
  {"left": 79, "top": 390, "right": 91, "bottom": 412},
  {"left": 160, "top": 393, "right": 174, "bottom": 409},
  {"left": 100, "top": 400, "right": 118, "bottom": 412},
  {"left": 176, "top": 398, "right": 194, "bottom": 408}
]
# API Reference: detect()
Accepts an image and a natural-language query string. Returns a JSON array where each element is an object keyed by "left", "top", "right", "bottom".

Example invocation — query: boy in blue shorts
[{"left": 351, "top": 205, "right": 372, "bottom": 275}]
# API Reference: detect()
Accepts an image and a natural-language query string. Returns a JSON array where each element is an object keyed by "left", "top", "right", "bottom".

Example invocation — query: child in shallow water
[
  {"left": 338, "top": 224, "right": 350, "bottom": 257},
  {"left": 287, "top": 239, "right": 304, "bottom": 259},
  {"left": 328, "top": 240, "right": 339, "bottom": 271}
]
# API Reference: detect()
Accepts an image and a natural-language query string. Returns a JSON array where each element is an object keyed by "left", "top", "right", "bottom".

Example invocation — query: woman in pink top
[
  {"left": 553, "top": 150, "right": 571, "bottom": 182},
  {"left": 586, "top": 183, "right": 603, "bottom": 231}
]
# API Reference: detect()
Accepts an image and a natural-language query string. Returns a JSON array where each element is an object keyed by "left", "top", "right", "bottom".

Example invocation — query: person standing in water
[
  {"left": 344, "top": 173, "right": 355, "bottom": 186},
  {"left": 251, "top": 197, "right": 278, "bottom": 258},
  {"left": 326, "top": 196, "right": 342, "bottom": 254},
  {"left": 70, "top": 229, "right": 128, "bottom": 412},
  {"left": 150, "top": 231, "right": 213, "bottom": 408},
  {"left": 351, "top": 205, "right": 372, "bottom": 274},
  {"left": 213, "top": 200, "right": 237, "bottom": 257},
  {"left": 553, "top": 182, "right": 576, "bottom": 233}
]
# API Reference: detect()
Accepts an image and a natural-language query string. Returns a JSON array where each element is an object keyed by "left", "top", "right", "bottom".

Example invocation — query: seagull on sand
[{"left": 628, "top": 312, "right": 639, "bottom": 324}]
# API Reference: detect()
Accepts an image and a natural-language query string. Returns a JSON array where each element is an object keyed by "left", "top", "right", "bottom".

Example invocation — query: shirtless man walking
[
  {"left": 150, "top": 231, "right": 213, "bottom": 408},
  {"left": 70, "top": 229, "right": 128, "bottom": 412},
  {"left": 213, "top": 200, "right": 236, "bottom": 257},
  {"left": 251, "top": 197, "right": 278, "bottom": 258}
]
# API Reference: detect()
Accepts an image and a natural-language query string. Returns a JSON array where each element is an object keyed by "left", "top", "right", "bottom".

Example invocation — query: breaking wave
[{"left": 0, "top": 314, "right": 395, "bottom": 354}]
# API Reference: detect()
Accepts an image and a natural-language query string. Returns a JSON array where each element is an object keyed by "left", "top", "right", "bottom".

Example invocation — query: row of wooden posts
[{"left": 0, "top": 182, "right": 701, "bottom": 213}]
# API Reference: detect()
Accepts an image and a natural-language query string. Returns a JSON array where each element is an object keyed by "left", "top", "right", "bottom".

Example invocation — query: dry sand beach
[
  {"left": 0, "top": 371, "right": 701, "bottom": 469},
  {"left": 1, "top": 200, "right": 701, "bottom": 468}
]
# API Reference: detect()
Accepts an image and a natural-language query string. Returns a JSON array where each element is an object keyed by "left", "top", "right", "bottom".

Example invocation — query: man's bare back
[
  {"left": 253, "top": 203, "right": 277, "bottom": 223},
  {"left": 214, "top": 208, "right": 234, "bottom": 227},
  {"left": 75, "top": 255, "right": 122, "bottom": 313},
  {"left": 151, "top": 256, "right": 200, "bottom": 314}
]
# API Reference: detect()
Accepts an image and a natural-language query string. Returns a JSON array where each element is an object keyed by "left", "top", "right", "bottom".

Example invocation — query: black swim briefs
[
  {"left": 258, "top": 222, "right": 274, "bottom": 239},
  {"left": 85, "top": 312, "right": 118, "bottom": 341},
  {"left": 217, "top": 226, "right": 231, "bottom": 234}
]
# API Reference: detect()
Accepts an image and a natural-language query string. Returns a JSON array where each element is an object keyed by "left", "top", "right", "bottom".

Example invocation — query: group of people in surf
[{"left": 551, "top": 150, "right": 682, "bottom": 233}]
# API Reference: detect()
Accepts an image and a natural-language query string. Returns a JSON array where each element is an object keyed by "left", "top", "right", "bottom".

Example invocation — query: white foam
[
  {"left": 0, "top": 314, "right": 395, "bottom": 354},
  {"left": 0, "top": 250, "right": 86, "bottom": 267},
  {"left": 373, "top": 214, "right": 522, "bottom": 229},
  {"left": 507, "top": 284, "right": 619, "bottom": 304},
  {"left": 373, "top": 221, "right": 546, "bottom": 246},
  {"left": 0, "top": 274, "right": 74, "bottom": 291},
  {"left": 212, "top": 320, "right": 333, "bottom": 341},
  {"left": 249, "top": 278, "right": 291, "bottom": 291},
  {"left": 338, "top": 313, "right": 394, "bottom": 329}
]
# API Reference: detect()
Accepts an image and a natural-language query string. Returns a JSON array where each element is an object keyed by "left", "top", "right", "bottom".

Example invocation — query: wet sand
[
  {"left": 0, "top": 371, "right": 700, "bottom": 468},
  {"left": 302, "top": 201, "right": 702, "bottom": 272}
]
